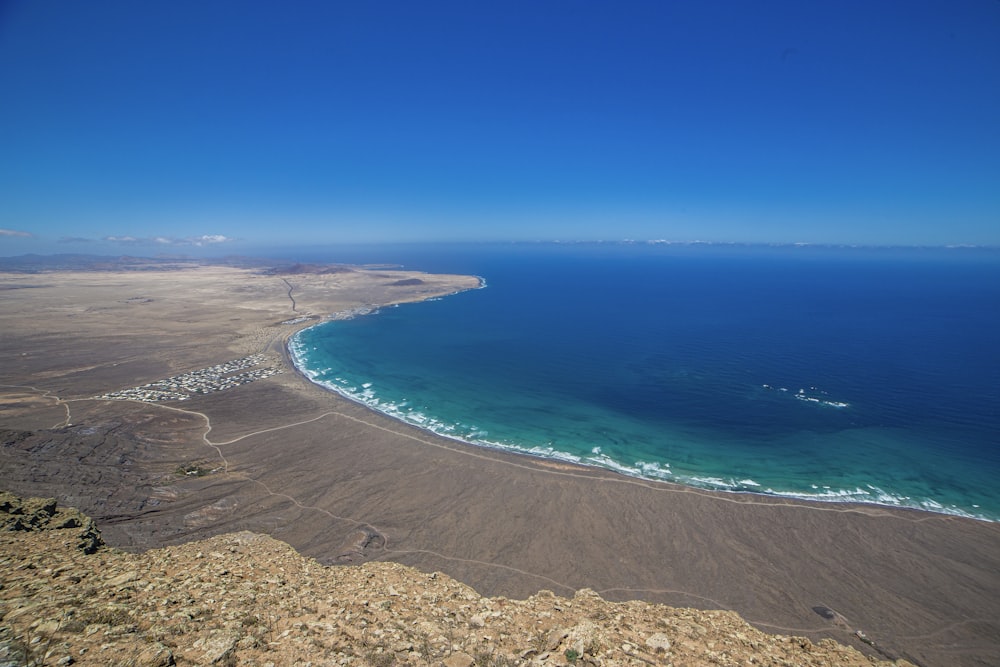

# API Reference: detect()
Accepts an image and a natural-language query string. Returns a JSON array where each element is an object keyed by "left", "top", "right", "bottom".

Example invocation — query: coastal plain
[{"left": 2, "top": 261, "right": 999, "bottom": 667}]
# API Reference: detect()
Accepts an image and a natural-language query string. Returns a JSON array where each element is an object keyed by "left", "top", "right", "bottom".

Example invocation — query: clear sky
[{"left": 1, "top": 1, "right": 998, "bottom": 255}]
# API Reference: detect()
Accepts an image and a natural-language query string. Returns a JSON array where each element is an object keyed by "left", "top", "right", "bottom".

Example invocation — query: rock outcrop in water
[{"left": 0, "top": 493, "right": 912, "bottom": 666}]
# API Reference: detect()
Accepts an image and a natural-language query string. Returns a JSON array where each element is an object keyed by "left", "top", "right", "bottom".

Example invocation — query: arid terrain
[
  {"left": 1, "top": 259, "right": 999, "bottom": 666},
  {"left": 1, "top": 492, "right": 912, "bottom": 666}
]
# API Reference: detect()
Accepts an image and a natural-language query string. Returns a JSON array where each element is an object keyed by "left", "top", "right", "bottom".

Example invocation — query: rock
[
  {"left": 23, "top": 497, "right": 58, "bottom": 521},
  {"left": 52, "top": 515, "right": 81, "bottom": 529},
  {"left": 76, "top": 519, "right": 103, "bottom": 554},
  {"left": 35, "top": 620, "right": 59, "bottom": 636},
  {"left": 0, "top": 494, "right": 102, "bottom": 553},
  {"left": 645, "top": 633, "right": 671, "bottom": 652},
  {"left": 5, "top": 516, "right": 29, "bottom": 531},
  {"left": 469, "top": 614, "right": 485, "bottom": 628},
  {"left": 107, "top": 571, "right": 139, "bottom": 588},
  {"left": 573, "top": 588, "right": 603, "bottom": 601},
  {"left": 197, "top": 632, "right": 238, "bottom": 664},
  {"left": 3, "top": 601, "right": 47, "bottom": 623},
  {"left": 546, "top": 627, "right": 569, "bottom": 651},
  {"left": 134, "top": 642, "right": 175, "bottom": 666},
  {"left": 565, "top": 621, "right": 600, "bottom": 658},
  {"left": 0, "top": 491, "right": 19, "bottom": 513},
  {"left": 443, "top": 652, "right": 475, "bottom": 667}
]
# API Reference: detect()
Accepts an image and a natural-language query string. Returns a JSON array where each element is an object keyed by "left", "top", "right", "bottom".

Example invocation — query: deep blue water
[{"left": 287, "top": 244, "right": 1000, "bottom": 520}]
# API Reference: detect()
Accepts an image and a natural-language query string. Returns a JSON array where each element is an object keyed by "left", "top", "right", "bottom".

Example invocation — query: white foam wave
[
  {"left": 289, "top": 336, "right": 994, "bottom": 523},
  {"left": 762, "top": 383, "right": 849, "bottom": 408}
]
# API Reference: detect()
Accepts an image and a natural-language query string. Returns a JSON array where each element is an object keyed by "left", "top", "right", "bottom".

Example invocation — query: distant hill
[
  {"left": 0, "top": 254, "right": 359, "bottom": 274},
  {"left": 263, "top": 262, "right": 356, "bottom": 275}
]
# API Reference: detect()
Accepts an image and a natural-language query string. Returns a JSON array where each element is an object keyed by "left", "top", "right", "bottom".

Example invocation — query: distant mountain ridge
[{"left": 0, "top": 254, "right": 357, "bottom": 274}]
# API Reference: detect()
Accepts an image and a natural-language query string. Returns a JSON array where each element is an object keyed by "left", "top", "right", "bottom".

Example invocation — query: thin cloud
[
  {"left": 102, "top": 234, "right": 237, "bottom": 247},
  {"left": 103, "top": 235, "right": 142, "bottom": 244},
  {"left": 191, "top": 234, "right": 235, "bottom": 246},
  {"left": 58, "top": 236, "right": 95, "bottom": 243},
  {"left": 0, "top": 228, "right": 34, "bottom": 238}
]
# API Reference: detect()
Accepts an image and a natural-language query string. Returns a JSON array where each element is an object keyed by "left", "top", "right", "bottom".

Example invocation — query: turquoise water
[{"left": 288, "top": 244, "right": 1000, "bottom": 520}]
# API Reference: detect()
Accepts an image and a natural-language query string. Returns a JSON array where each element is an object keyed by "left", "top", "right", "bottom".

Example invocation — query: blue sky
[{"left": 1, "top": 1, "right": 998, "bottom": 255}]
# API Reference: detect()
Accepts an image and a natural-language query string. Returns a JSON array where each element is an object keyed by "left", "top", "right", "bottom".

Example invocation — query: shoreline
[
  {"left": 226, "top": 352, "right": 1000, "bottom": 665},
  {"left": 285, "top": 316, "right": 995, "bottom": 524},
  {"left": 2, "top": 262, "right": 998, "bottom": 666}
]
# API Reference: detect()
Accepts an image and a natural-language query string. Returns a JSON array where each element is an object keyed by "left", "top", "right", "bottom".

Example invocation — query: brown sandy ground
[
  {"left": 1, "top": 264, "right": 998, "bottom": 667},
  {"left": 0, "top": 492, "right": 912, "bottom": 667}
]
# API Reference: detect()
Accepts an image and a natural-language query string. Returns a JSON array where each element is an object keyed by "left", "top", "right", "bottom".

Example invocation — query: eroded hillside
[{"left": 0, "top": 493, "right": 911, "bottom": 667}]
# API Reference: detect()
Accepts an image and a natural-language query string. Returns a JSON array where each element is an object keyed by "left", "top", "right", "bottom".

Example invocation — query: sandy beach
[{"left": 1, "top": 260, "right": 998, "bottom": 667}]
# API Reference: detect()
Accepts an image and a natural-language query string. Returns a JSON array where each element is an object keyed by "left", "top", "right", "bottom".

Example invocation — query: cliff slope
[{"left": 0, "top": 493, "right": 911, "bottom": 667}]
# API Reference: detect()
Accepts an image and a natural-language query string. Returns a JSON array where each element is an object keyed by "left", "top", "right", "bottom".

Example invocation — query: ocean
[{"left": 284, "top": 243, "right": 1000, "bottom": 521}]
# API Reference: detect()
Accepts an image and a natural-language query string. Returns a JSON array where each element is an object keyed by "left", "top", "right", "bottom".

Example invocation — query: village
[{"left": 93, "top": 354, "right": 283, "bottom": 402}]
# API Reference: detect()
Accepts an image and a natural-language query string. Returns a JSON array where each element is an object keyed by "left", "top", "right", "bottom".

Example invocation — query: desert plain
[{"left": 1, "top": 258, "right": 998, "bottom": 667}]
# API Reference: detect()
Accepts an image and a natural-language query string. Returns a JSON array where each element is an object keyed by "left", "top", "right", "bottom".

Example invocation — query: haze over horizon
[{"left": 2, "top": 1, "right": 999, "bottom": 255}]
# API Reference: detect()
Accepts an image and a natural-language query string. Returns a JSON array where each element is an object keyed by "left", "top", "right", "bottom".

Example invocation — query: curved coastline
[
  {"left": 287, "top": 312, "right": 994, "bottom": 524},
  {"left": 3, "top": 260, "right": 997, "bottom": 666}
]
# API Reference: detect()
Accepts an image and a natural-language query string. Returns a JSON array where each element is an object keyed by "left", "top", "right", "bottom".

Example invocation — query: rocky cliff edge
[{"left": 0, "top": 493, "right": 912, "bottom": 667}]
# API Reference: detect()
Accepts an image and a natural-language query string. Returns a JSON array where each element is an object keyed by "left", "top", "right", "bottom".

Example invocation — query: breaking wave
[{"left": 289, "top": 329, "right": 994, "bottom": 523}]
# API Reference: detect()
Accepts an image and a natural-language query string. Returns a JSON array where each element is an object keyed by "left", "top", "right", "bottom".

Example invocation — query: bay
[{"left": 287, "top": 243, "right": 1000, "bottom": 520}]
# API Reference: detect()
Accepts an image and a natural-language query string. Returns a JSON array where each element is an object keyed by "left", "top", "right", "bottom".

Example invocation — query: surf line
[
  {"left": 242, "top": 397, "right": 960, "bottom": 524},
  {"left": 147, "top": 388, "right": 958, "bottom": 527},
  {"left": 18, "top": 388, "right": 972, "bottom": 626},
  {"left": 8, "top": 380, "right": 959, "bottom": 527}
]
